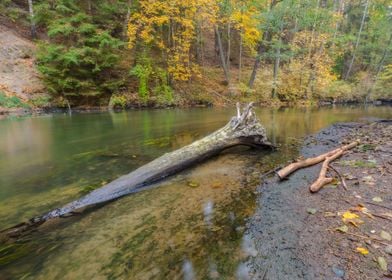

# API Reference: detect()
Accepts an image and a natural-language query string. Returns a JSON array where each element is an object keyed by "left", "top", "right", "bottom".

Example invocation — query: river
[{"left": 0, "top": 105, "right": 391, "bottom": 279}]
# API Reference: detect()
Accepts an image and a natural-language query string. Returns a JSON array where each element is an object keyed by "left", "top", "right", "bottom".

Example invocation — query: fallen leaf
[
  {"left": 342, "top": 211, "right": 359, "bottom": 221},
  {"left": 362, "top": 175, "right": 375, "bottom": 185},
  {"left": 336, "top": 225, "right": 349, "bottom": 233},
  {"left": 187, "top": 181, "right": 200, "bottom": 188},
  {"left": 307, "top": 208, "right": 317, "bottom": 215},
  {"left": 380, "top": 230, "right": 392, "bottom": 241},
  {"left": 356, "top": 247, "right": 369, "bottom": 255},
  {"left": 372, "top": 196, "right": 383, "bottom": 202},
  {"left": 377, "top": 257, "right": 388, "bottom": 271},
  {"left": 342, "top": 211, "right": 364, "bottom": 226}
]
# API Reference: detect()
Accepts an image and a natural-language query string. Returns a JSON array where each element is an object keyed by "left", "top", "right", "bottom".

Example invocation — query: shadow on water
[{"left": 0, "top": 105, "right": 391, "bottom": 279}]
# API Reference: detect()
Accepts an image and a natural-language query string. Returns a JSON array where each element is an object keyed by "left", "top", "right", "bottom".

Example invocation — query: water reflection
[{"left": 0, "top": 106, "right": 391, "bottom": 279}]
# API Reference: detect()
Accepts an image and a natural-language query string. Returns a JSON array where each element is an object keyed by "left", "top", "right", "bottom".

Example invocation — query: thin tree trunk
[
  {"left": 248, "top": 43, "right": 263, "bottom": 88},
  {"left": 215, "top": 25, "right": 230, "bottom": 84},
  {"left": 123, "top": 0, "right": 132, "bottom": 39},
  {"left": 239, "top": 28, "right": 243, "bottom": 82},
  {"left": 272, "top": 44, "right": 281, "bottom": 99},
  {"left": 226, "top": 21, "right": 231, "bottom": 72},
  {"left": 27, "top": 0, "right": 36, "bottom": 39},
  {"left": 248, "top": 0, "right": 278, "bottom": 88},
  {"left": 196, "top": 22, "right": 202, "bottom": 64},
  {"left": 344, "top": 0, "right": 370, "bottom": 80},
  {"left": 87, "top": 0, "right": 92, "bottom": 14},
  {"left": 331, "top": 0, "right": 344, "bottom": 47}
]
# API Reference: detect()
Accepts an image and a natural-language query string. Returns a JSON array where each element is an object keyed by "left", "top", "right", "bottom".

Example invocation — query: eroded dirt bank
[
  {"left": 247, "top": 121, "right": 392, "bottom": 279},
  {"left": 0, "top": 24, "right": 45, "bottom": 99}
]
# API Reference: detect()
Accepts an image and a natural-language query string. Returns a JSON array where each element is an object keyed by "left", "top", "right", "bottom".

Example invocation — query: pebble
[
  {"left": 332, "top": 265, "right": 345, "bottom": 278},
  {"left": 385, "top": 245, "right": 392, "bottom": 255}
]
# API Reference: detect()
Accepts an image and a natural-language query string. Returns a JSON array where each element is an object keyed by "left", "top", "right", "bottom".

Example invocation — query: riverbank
[
  {"left": 1, "top": 100, "right": 392, "bottom": 120},
  {"left": 248, "top": 121, "right": 392, "bottom": 279}
]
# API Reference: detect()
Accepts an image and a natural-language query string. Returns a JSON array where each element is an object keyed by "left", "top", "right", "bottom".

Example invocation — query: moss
[
  {"left": 358, "top": 144, "right": 376, "bottom": 152},
  {"left": 339, "top": 160, "right": 377, "bottom": 168}
]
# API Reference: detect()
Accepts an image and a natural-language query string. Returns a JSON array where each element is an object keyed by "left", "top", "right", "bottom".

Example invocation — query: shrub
[
  {"left": 0, "top": 92, "right": 29, "bottom": 108},
  {"left": 109, "top": 94, "right": 127, "bottom": 109}
]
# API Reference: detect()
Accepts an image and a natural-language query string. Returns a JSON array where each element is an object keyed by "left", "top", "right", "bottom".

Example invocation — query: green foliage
[
  {"left": 109, "top": 94, "right": 127, "bottom": 109},
  {"left": 130, "top": 63, "right": 151, "bottom": 101},
  {"left": 152, "top": 68, "right": 173, "bottom": 103},
  {"left": 0, "top": 92, "right": 29, "bottom": 109},
  {"left": 374, "top": 64, "right": 392, "bottom": 98},
  {"left": 36, "top": 0, "right": 126, "bottom": 104},
  {"left": 29, "top": 95, "right": 51, "bottom": 108},
  {"left": 0, "top": 0, "right": 26, "bottom": 22},
  {"left": 324, "top": 80, "right": 354, "bottom": 100},
  {"left": 129, "top": 52, "right": 174, "bottom": 104}
]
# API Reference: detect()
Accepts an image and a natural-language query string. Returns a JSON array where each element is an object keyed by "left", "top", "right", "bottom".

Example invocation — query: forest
[{"left": 0, "top": 0, "right": 391, "bottom": 108}]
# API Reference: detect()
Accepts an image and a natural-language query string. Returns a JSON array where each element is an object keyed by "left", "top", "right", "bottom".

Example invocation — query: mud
[{"left": 247, "top": 121, "right": 392, "bottom": 279}]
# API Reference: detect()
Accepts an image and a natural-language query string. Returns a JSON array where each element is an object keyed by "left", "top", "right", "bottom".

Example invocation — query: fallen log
[
  {"left": 277, "top": 140, "right": 359, "bottom": 180},
  {"left": 2, "top": 102, "right": 272, "bottom": 236}
]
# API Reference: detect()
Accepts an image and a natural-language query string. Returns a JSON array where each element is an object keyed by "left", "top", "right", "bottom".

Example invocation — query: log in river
[{"left": 2, "top": 103, "right": 272, "bottom": 237}]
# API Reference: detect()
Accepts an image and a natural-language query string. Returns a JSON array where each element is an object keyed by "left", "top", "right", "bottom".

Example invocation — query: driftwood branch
[
  {"left": 309, "top": 150, "right": 344, "bottom": 192},
  {"left": 2, "top": 103, "right": 272, "bottom": 237},
  {"left": 277, "top": 141, "right": 359, "bottom": 180}
]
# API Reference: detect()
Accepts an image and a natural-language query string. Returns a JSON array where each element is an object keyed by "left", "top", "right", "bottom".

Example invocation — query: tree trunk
[
  {"left": 226, "top": 21, "right": 231, "bottom": 72},
  {"left": 27, "top": 0, "right": 36, "bottom": 39},
  {"left": 239, "top": 28, "right": 243, "bottom": 82},
  {"left": 248, "top": 0, "right": 278, "bottom": 88},
  {"left": 87, "top": 0, "right": 92, "bottom": 14},
  {"left": 2, "top": 103, "right": 271, "bottom": 236},
  {"left": 215, "top": 25, "right": 231, "bottom": 84},
  {"left": 272, "top": 46, "right": 281, "bottom": 99},
  {"left": 344, "top": 0, "right": 369, "bottom": 80},
  {"left": 248, "top": 35, "right": 269, "bottom": 88},
  {"left": 123, "top": 0, "right": 132, "bottom": 39}
]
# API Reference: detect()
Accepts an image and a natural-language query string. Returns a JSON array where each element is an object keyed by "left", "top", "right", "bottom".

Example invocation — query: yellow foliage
[
  {"left": 278, "top": 30, "right": 339, "bottom": 100},
  {"left": 231, "top": 7, "right": 261, "bottom": 53},
  {"left": 127, "top": 0, "right": 219, "bottom": 81}
]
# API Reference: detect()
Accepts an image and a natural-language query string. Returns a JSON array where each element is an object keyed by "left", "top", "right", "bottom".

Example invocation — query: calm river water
[{"left": 0, "top": 106, "right": 391, "bottom": 279}]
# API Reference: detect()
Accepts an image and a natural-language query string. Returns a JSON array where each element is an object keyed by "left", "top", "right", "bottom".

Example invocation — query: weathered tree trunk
[
  {"left": 27, "top": 0, "right": 36, "bottom": 39},
  {"left": 3, "top": 103, "right": 271, "bottom": 236}
]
